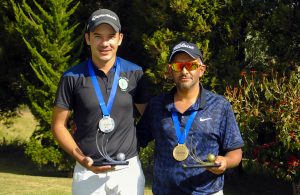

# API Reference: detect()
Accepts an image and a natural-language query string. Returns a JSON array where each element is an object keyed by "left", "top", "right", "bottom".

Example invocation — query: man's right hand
[{"left": 81, "top": 156, "right": 113, "bottom": 173}]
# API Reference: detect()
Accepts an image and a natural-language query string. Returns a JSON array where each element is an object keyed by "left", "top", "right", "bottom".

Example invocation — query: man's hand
[
  {"left": 81, "top": 156, "right": 114, "bottom": 173},
  {"left": 206, "top": 155, "right": 227, "bottom": 175},
  {"left": 206, "top": 149, "right": 243, "bottom": 175}
]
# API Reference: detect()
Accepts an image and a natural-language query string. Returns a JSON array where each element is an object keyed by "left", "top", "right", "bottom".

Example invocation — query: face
[
  {"left": 169, "top": 52, "right": 206, "bottom": 91},
  {"left": 85, "top": 23, "right": 123, "bottom": 65}
]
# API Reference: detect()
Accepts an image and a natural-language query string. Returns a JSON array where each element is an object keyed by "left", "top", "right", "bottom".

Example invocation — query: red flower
[
  {"left": 240, "top": 71, "right": 247, "bottom": 76},
  {"left": 287, "top": 155, "right": 300, "bottom": 167},
  {"left": 289, "top": 131, "right": 295, "bottom": 140},
  {"left": 253, "top": 147, "right": 260, "bottom": 158},
  {"left": 262, "top": 143, "right": 271, "bottom": 148}
]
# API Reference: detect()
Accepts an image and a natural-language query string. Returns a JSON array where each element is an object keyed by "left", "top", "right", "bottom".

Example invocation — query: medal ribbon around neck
[
  {"left": 88, "top": 58, "right": 121, "bottom": 117},
  {"left": 171, "top": 111, "right": 198, "bottom": 144}
]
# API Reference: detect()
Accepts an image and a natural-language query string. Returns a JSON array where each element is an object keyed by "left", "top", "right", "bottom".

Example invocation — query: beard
[
  {"left": 176, "top": 81, "right": 193, "bottom": 90},
  {"left": 175, "top": 76, "right": 198, "bottom": 91}
]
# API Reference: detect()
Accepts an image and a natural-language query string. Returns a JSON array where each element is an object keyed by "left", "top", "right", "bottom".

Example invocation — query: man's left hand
[{"left": 206, "top": 155, "right": 227, "bottom": 175}]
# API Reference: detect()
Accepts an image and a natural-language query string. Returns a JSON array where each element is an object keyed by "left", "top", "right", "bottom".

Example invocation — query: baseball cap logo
[
  {"left": 92, "top": 14, "right": 117, "bottom": 21},
  {"left": 87, "top": 9, "right": 121, "bottom": 32},
  {"left": 169, "top": 41, "right": 203, "bottom": 63},
  {"left": 173, "top": 42, "right": 194, "bottom": 50}
]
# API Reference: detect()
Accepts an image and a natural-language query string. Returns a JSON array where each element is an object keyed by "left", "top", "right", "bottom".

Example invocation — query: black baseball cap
[
  {"left": 86, "top": 9, "right": 121, "bottom": 32},
  {"left": 169, "top": 41, "right": 204, "bottom": 63}
]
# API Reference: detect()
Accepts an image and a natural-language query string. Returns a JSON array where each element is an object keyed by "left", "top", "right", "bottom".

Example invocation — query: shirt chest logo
[
  {"left": 199, "top": 117, "right": 212, "bottom": 122},
  {"left": 118, "top": 77, "right": 129, "bottom": 91}
]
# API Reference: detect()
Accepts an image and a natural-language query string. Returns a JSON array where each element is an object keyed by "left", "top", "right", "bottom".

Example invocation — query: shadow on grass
[
  {"left": 0, "top": 142, "right": 70, "bottom": 178},
  {"left": 223, "top": 168, "right": 293, "bottom": 195}
]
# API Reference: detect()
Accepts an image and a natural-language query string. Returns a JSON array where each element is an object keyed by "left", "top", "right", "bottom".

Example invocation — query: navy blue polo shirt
[
  {"left": 137, "top": 86, "right": 244, "bottom": 195},
  {"left": 54, "top": 57, "right": 150, "bottom": 162}
]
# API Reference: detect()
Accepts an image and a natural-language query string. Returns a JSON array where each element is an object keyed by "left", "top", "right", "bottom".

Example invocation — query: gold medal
[{"left": 173, "top": 144, "right": 189, "bottom": 161}]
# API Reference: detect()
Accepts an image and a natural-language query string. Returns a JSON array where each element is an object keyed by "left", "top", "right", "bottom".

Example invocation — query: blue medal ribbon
[
  {"left": 88, "top": 58, "right": 121, "bottom": 116},
  {"left": 172, "top": 111, "right": 198, "bottom": 144}
]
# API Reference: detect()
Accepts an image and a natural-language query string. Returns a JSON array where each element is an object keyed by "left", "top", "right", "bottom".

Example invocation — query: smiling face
[
  {"left": 169, "top": 52, "right": 206, "bottom": 91},
  {"left": 85, "top": 23, "right": 123, "bottom": 67}
]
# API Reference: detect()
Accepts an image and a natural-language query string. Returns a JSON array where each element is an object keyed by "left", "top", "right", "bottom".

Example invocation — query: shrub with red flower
[
  {"left": 252, "top": 141, "right": 300, "bottom": 181},
  {"left": 225, "top": 68, "right": 300, "bottom": 182},
  {"left": 288, "top": 156, "right": 300, "bottom": 167}
]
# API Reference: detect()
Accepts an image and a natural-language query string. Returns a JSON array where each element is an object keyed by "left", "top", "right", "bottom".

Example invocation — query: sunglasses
[{"left": 169, "top": 60, "right": 205, "bottom": 72}]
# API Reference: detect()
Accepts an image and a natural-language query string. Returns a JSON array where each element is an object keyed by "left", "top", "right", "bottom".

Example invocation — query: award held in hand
[{"left": 182, "top": 136, "right": 221, "bottom": 168}]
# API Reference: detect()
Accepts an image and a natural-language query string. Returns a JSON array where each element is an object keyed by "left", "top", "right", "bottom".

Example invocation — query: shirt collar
[
  {"left": 164, "top": 84, "right": 207, "bottom": 113},
  {"left": 89, "top": 58, "right": 118, "bottom": 75}
]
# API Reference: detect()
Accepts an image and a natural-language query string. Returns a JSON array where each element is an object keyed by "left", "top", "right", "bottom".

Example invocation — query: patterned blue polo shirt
[{"left": 137, "top": 86, "right": 244, "bottom": 195}]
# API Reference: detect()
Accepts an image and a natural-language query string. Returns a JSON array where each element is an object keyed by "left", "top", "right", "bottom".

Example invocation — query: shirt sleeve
[
  {"left": 53, "top": 75, "right": 75, "bottom": 110},
  {"left": 220, "top": 101, "right": 244, "bottom": 152}
]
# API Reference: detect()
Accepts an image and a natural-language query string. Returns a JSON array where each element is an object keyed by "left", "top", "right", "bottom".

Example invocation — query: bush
[{"left": 225, "top": 67, "right": 300, "bottom": 182}]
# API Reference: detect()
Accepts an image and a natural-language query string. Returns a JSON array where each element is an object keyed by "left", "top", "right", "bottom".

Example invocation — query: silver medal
[{"left": 99, "top": 116, "right": 115, "bottom": 133}]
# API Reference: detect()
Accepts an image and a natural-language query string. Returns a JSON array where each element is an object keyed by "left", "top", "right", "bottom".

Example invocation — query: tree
[
  {"left": 10, "top": 0, "right": 81, "bottom": 170},
  {"left": 140, "top": 0, "right": 225, "bottom": 93},
  {"left": 242, "top": 0, "right": 300, "bottom": 73},
  {"left": 0, "top": 0, "right": 30, "bottom": 123}
]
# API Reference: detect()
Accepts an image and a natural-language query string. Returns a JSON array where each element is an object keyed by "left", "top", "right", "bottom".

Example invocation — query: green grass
[
  {"left": 0, "top": 106, "right": 71, "bottom": 194},
  {"left": 0, "top": 107, "right": 294, "bottom": 194},
  {"left": 0, "top": 144, "right": 154, "bottom": 195},
  {"left": 0, "top": 106, "right": 153, "bottom": 195},
  {"left": 0, "top": 172, "right": 72, "bottom": 195},
  {"left": 0, "top": 105, "right": 37, "bottom": 143}
]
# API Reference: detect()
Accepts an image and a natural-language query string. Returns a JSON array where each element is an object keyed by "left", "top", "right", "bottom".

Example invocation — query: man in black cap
[
  {"left": 137, "top": 41, "right": 244, "bottom": 194},
  {"left": 52, "top": 8, "right": 149, "bottom": 195}
]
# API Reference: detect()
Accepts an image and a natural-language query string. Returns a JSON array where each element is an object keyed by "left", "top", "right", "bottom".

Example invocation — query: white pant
[
  {"left": 212, "top": 190, "right": 223, "bottom": 195},
  {"left": 72, "top": 156, "right": 145, "bottom": 195}
]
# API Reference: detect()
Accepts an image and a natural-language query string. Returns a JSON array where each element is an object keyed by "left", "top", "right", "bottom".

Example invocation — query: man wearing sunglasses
[{"left": 137, "top": 41, "right": 244, "bottom": 195}]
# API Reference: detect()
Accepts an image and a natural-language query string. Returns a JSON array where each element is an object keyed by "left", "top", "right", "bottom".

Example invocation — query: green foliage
[
  {"left": 258, "top": 1, "right": 300, "bottom": 67},
  {"left": 141, "top": 0, "right": 224, "bottom": 93},
  {"left": 25, "top": 127, "right": 74, "bottom": 170},
  {"left": 10, "top": 0, "right": 81, "bottom": 171},
  {"left": 244, "top": 28, "right": 271, "bottom": 71},
  {"left": 225, "top": 67, "right": 300, "bottom": 181},
  {"left": 0, "top": 0, "right": 30, "bottom": 117},
  {"left": 0, "top": 110, "right": 17, "bottom": 127},
  {"left": 138, "top": 1, "right": 300, "bottom": 177},
  {"left": 139, "top": 141, "right": 155, "bottom": 173},
  {"left": 241, "top": 0, "right": 300, "bottom": 72},
  {"left": 206, "top": 0, "right": 247, "bottom": 90}
]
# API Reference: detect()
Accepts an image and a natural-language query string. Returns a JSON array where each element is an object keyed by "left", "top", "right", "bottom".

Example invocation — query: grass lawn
[
  {"left": 0, "top": 147, "right": 153, "bottom": 195},
  {"left": 0, "top": 107, "right": 294, "bottom": 194},
  {"left": 0, "top": 172, "right": 72, "bottom": 195},
  {"left": 0, "top": 106, "right": 154, "bottom": 194}
]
